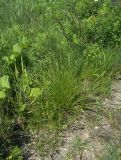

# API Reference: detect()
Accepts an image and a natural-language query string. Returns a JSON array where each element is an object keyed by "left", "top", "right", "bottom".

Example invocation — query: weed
[{"left": 0, "top": 0, "right": 121, "bottom": 158}]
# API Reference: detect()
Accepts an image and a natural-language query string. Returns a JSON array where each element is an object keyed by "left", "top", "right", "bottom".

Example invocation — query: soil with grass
[{"left": 28, "top": 78, "right": 121, "bottom": 160}]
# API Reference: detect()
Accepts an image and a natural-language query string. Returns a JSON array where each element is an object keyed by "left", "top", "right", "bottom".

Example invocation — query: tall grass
[{"left": 0, "top": 0, "right": 121, "bottom": 158}]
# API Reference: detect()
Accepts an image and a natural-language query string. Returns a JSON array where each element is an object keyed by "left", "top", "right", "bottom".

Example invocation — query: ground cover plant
[{"left": 0, "top": 0, "right": 121, "bottom": 159}]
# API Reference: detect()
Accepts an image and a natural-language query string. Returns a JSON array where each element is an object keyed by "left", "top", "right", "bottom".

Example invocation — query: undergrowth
[{"left": 0, "top": 0, "right": 121, "bottom": 159}]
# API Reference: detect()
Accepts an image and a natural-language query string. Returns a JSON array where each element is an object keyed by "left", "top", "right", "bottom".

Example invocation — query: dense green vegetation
[{"left": 0, "top": 0, "right": 121, "bottom": 159}]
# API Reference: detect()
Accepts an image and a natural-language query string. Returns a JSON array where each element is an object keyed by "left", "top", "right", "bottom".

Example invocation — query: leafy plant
[
  {"left": 6, "top": 146, "right": 23, "bottom": 160},
  {"left": 0, "top": 75, "right": 10, "bottom": 99},
  {"left": 0, "top": 0, "right": 121, "bottom": 158}
]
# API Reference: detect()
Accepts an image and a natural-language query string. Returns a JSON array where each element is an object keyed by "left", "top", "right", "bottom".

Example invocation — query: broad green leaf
[
  {"left": 13, "top": 43, "right": 22, "bottom": 54},
  {"left": 7, "top": 155, "right": 13, "bottom": 160},
  {"left": 73, "top": 34, "right": 79, "bottom": 44},
  {"left": 0, "top": 75, "right": 10, "bottom": 89},
  {"left": 30, "top": 88, "right": 42, "bottom": 98},
  {"left": 10, "top": 54, "right": 16, "bottom": 61},
  {"left": 0, "top": 91, "right": 6, "bottom": 99}
]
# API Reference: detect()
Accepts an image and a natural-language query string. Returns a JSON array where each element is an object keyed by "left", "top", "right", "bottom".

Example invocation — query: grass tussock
[{"left": 0, "top": 0, "right": 121, "bottom": 159}]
